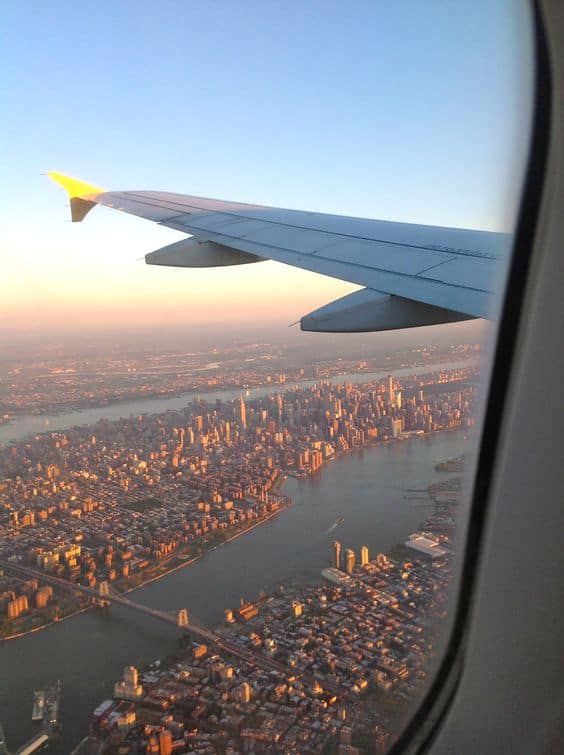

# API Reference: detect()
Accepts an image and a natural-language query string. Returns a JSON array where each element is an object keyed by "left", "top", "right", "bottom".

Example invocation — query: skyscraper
[
  {"left": 345, "top": 548, "right": 356, "bottom": 575},
  {"left": 387, "top": 375, "right": 395, "bottom": 405},
  {"left": 360, "top": 545, "right": 369, "bottom": 566},
  {"left": 236, "top": 395, "right": 247, "bottom": 430},
  {"left": 291, "top": 601, "right": 303, "bottom": 618},
  {"left": 158, "top": 729, "right": 173, "bottom": 755},
  {"left": 333, "top": 540, "right": 342, "bottom": 570},
  {"left": 239, "top": 682, "right": 252, "bottom": 703}
]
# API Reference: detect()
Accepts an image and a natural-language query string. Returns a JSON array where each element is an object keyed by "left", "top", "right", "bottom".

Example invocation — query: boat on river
[
  {"left": 44, "top": 680, "right": 61, "bottom": 731},
  {"left": 32, "top": 689, "right": 45, "bottom": 720}
]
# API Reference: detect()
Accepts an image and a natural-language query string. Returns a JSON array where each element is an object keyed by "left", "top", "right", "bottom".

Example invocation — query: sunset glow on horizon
[{"left": 1, "top": 206, "right": 358, "bottom": 330}]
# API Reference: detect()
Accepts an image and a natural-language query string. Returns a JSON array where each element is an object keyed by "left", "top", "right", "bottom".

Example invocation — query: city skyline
[
  {"left": 1, "top": 1, "right": 532, "bottom": 330},
  {"left": 0, "top": 354, "right": 471, "bottom": 750},
  {"left": 0, "top": 288, "right": 479, "bottom": 751}
]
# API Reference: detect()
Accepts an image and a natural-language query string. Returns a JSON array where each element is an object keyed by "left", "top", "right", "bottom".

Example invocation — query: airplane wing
[{"left": 48, "top": 172, "right": 510, "bottom": 333}]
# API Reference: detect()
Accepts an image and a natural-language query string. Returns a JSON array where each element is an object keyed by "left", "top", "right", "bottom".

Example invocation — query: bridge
[{"left": 0, "top": 559, "right": 345, "bottom": 697}]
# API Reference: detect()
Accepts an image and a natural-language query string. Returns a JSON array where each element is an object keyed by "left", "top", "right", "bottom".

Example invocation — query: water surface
[{"left": 0, "top": 430, "right": 468, "bottom": 752}]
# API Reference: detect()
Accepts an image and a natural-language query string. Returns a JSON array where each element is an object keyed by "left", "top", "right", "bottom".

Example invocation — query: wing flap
[
  {"left": 301, "top": 288, "right": 472, "bottom": 332},
  {"left": 318, "top": 238, "right": 456, "bottom": 275},
  {"left": 145, "top": 238, "right": 263, "bottom": 267},
  {"left": 423, "top": 255, "right": 504, "bottom": 289}
]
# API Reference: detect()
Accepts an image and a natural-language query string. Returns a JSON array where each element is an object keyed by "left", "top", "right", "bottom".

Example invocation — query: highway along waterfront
[{"left": 0, "top": 428, "right": 469, "bottom": 753}]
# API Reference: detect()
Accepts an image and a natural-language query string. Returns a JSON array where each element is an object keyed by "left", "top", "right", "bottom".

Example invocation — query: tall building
[
  {"left": 387, "top": 375, "right": 395, "bottom": 405},
  {"left": 236, "top": 395, "right": 247, "bottom": 430},
  {"left": 391, "top": 417, "right": 403, "bottom": 438},
  {"left": 345, "top": 548, "right": 356, "bottom": 575},
  {"left": 360, "top": 545, "right": 369, "bottom": 566},
  {"left": 375, "top": 552, "right": 389, "bottom": 567},
  {"left": 333, "top": 540, "right": 342, "bottom": 570},
  {"left": 238, "top": 681, "right": 252, "bottom": 703},
  {"left": 114, "top": 665, "right": 143, "bottom": 700},
  {"left": 224, "top": 608, "right": 235, "bottom": 624},
  {"left": 158, "top": 729, "right": 173, "bottom": 755}
]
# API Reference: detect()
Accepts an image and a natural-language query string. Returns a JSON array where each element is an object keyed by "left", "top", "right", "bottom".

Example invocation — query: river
[
  {"left": 0, "top": 358, "right": 476, "bottom": 445},
  {"left": 0, "top": 429, "right": 470, "bottom": 753}
]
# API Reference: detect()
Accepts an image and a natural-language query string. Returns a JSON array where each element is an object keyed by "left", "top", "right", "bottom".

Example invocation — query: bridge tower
[
  {"left": 97, "top": 580, "right": 110, "bottom": 607},
  {"left": 177, "top": 608, "right": 189, "bottom": 627}
]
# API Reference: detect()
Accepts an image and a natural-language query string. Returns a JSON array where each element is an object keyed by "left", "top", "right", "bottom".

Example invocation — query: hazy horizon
[{"left": 0, "top": 318, "right": 487, "bottom": 362}]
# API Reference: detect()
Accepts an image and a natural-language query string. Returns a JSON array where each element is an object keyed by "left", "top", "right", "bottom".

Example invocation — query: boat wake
[{"left": 323, "top": 517, "right": 344, "bottom": 536}]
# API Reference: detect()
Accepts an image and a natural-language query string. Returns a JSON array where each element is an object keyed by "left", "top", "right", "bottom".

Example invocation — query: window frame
[{"left": 387, "top": 2, "right": 552, "bottom": 751}]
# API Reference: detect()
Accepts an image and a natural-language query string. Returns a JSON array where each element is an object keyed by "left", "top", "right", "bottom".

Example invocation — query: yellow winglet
[
  {"left": 47, "top": 172, "right": 105, "bottom": 222},
  {"left": 47, "top": 172, "right": 104, "bottom": 197}
]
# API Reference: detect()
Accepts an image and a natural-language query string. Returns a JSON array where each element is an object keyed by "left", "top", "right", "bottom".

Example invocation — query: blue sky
[{"left": 1, "top": 0, "right": 533, "bottom": 329}]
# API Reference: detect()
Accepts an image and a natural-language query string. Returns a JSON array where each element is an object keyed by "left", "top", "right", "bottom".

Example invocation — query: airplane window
[{"left": 0, "top": 2, "right": 534, "bottom": 753}]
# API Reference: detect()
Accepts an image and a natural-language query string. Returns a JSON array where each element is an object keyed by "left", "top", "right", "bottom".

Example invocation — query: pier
[
  {"left": 13, "top": 733, "right": 48, "bottom": 755},
  {"left": 1, "top": 678, "right": 60, "bottom": 755}
]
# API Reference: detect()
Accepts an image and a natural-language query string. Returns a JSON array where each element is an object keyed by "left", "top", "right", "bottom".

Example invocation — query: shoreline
[
  {"left": 1, "top": 425, "right": 466, "bottom": 642},
  {"left": 0, "top": 602, "right": 93, "bottom": 642},
  {"left": 0, "top": 358, "right": 477, "bottom": 446},
  {"left": 288, "top": 425, "right": 465, "bottom": 478},
  {"left": 1, "top": 489, "right": 292, "bottom": 643},
  {"left": 2, "top": 357, "right": 471, "bottom": 421},
  {"left": 118, "top": 501, "right": 291, "bottom": 598}
]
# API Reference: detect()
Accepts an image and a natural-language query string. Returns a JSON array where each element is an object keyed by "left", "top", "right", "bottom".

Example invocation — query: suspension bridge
[{"left": 0, "top": 558, "right": 345, "bottom": 696}]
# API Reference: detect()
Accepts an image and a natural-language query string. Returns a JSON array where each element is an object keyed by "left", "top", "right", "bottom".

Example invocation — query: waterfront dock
[
  {"left": 4, "top": 682, "right": 60, "bottom": 755},
  {"left": 13, "top": 733, "right": 48, "bottom": 755}
]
